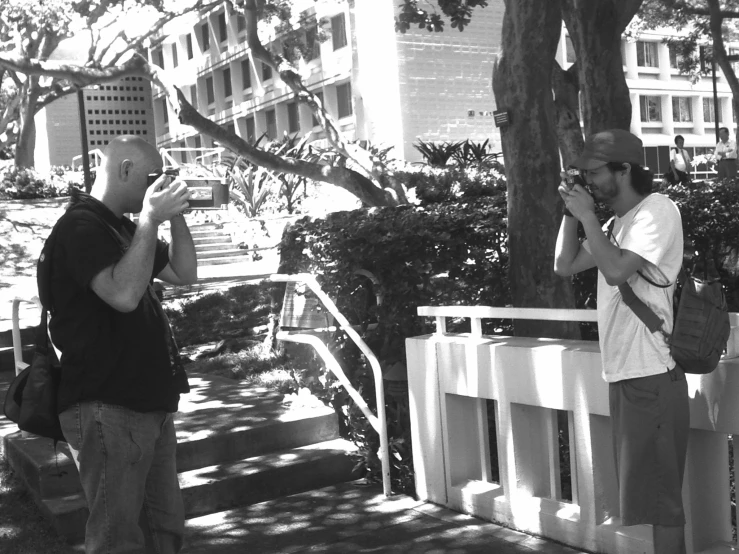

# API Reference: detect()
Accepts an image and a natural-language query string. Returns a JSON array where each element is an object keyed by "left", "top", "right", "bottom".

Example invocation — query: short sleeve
[
  {"left": 619, "top": 196, "right": 681, "bottom": 268},
  {"left": 55, "top": 212, "right": 122, "bottom": 289}
]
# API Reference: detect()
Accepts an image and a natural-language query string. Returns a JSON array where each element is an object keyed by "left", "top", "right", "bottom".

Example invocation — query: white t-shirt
[
  {"left": 671, "top": 148, "right": 690, "bottom": 172},
  {"left": 583, "top": 194, "right": 684, "bottom": 382}
]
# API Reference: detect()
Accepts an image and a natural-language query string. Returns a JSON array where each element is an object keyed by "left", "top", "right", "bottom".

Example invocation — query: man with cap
[
  {"left": 553, "top": 129, "right": 687, "bottom": 554},
  {"left": 714, "top": 126, "right": 737, "bottom": 180}
]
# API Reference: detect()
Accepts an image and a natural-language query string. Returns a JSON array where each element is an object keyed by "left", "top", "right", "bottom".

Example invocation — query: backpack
[
  {"left": 609, "top": 220, "right": 731, "bottom": 374},
  {"left": 2, "top": 212, "right": 67, "bottom": 441}
]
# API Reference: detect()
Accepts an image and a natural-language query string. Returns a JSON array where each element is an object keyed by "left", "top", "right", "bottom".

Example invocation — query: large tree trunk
[
  {"left": 492, "top": 0, "right": 579, "bottom": 339},
  {"left": 15, "top": 81, "right": 38, "bottom": 168},
  {"left": 552, "top": 63, "right": 584, "bottom": 166},
  {"left": 562, "top": 0, "right": 642, "bottom": 134}
]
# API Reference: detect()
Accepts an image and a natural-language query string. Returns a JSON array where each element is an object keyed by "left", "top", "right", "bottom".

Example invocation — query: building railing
[{"left": 407, "top": 306, "right": 739, "bottom": 554}]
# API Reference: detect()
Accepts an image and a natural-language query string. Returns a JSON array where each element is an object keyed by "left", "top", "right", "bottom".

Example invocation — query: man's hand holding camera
[
  {"left": 559, "top": 172, "right": 595, "bottom": 223},
  {"left": 141, "top": 174, "right": 191, "bottom": 225}
]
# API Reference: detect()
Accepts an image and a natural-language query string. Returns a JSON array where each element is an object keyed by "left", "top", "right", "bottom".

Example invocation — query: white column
[
  {"left": 661, "top": 94, "right": 674, "bottom": 137},
  {"left": 624, "top": 41, "right": 639, "bottom": 81}
]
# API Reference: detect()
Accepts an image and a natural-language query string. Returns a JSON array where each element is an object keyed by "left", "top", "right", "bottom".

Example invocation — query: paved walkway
[{"left": 182, "top": 480, "right": 590, "bottom": 554}]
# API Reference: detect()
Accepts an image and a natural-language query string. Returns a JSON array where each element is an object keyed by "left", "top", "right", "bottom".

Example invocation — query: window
[
  {"left": 287, "top": 102, "right": 300, "bottom": 132},
  {"left": 246, "top": 116, "right": 255, "bottom": 141},
  {"left": 636, "top": 41, "right": 658, "bottom": 68},
  {"left": 312, "top": 91, "right": 324, "bottom": 126},
  {"left": 218, "top": 12, "right": 228, "bottom": 43},
  {"left": 336, "top": 83, "right": 353, "bottom": 118},
  {"left": 161, "top": 99, "right": 169, "bottom": 124},
  {"left": 672, "top": 97, "right": 692, "bottom": 122},
  {"left": 242, "top": 59, "right": 251, "bottom": 89},
  {"left": 266, "top": 108, "right": 277, "bottom": 139},
  {"left": 565, "top": 35, "right": 576, "bottom": 64},
  {"left": 640, "top": 95, "right": 661, "bottom": 122},
  {"left": 171, "top": 44, "right": 178, "bottom": 68},
  {"left": 669, "top": 44, "right": 683, "bottom": 69},
  {"left": 305, "top": 23, "right": 321, "bottom": 60},
  {"left": 262, "top": 62, "right": 272, "bottom": 81},
  {"left": 223, "top": 68, "right": 232, "bottom": 97},
  {"left": 201, "top": 23, "right": 210, "bottom": 51},
  {"left": 206, "top": 77, "right": 215, "bottom": 104},
  {"left": 703, "top": 97, "right": 716, "bottom": 123},
  {"left": 331, "top": 13, "right": 347, "bottom": 50},
  {"left": 195, "top": 135, "right": 202, "bottom": 152},
  {"left": 154, "top": 48, "right": 164, "bottom": 68},
  {"left": 237, "top": 15, "right": 246, "bottom": 33},
  {"left": 225, "top": 122, "right": 236, "bottom": 136},
  {"left": 191, "top": 85, "right": 198, "bottom": 109},
  {"left": 186, "top": 34, "right": 194, "bottom": 59}
]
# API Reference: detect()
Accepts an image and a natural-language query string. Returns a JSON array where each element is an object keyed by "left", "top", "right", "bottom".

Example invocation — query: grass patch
[{"left": 0, "top": 459, "right": 76, "bottom": 553}]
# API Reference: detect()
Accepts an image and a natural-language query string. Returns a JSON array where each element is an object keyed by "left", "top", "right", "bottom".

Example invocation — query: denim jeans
[{"left": 59, "top": 402, "right": 185, "bottom": 554}]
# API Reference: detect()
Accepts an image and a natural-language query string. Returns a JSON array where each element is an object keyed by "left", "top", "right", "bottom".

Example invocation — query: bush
[
  {"left": 0, "top": 166, "right": 83, "bottom": 199},
  {"left": 395, "top": 165, "right": 506, "bottom": 205}
]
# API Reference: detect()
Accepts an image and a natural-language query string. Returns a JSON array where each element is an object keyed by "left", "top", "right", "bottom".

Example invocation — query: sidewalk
[{"left": 182, "top": 480, "right": 588, "bottom": 554}]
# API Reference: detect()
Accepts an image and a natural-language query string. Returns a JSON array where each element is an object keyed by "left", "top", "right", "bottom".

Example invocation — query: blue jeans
[{"left": 59, "top": 402, "right": 185, "bottom": 554}]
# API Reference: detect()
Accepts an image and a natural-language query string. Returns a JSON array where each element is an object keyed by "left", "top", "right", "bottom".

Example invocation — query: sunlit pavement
[{"left": 183, "top": 480, "right": 588, "bottom": 554}]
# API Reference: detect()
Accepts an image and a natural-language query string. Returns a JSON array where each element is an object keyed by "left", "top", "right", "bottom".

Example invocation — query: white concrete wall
[{"left": 407, "top": 309, "right": 739, "bottom": 554}]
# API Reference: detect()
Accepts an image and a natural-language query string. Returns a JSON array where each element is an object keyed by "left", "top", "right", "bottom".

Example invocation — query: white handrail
[
  {"left": 268, "top": 273, "right": 392, "bottom": 497},
  {"left": 12, "top": 296, "right": 42, "bottom": 376},
  {"left": 418, "top": 306, "right": 598, "bottom": 337}
]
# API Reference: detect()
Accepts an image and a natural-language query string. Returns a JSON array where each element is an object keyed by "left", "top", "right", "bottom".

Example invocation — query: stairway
[
  {"left": 190, "top": 223, "right": 254, "bottom": 267},
  {"left": 1, "top": 373, "right": 358, "bottom": 545}
]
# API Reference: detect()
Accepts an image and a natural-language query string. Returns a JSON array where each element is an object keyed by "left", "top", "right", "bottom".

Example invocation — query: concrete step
[
  {"left": 194, "top": 242, "right": 235, "bottom": 253},
  {"left": 197, "top": 248, "right": 254, "bottom": 260},
  {"left": 40, "top": 438, "right": 357, "bottom": 543},
  {"left": 197, "top": 254, "right": 255, "bottom": 267},
  {"left": 193, "top": 236, "right": 232, "bottom": 246},
  {"left": 190, "top": 229, "right": 231, "bottom": 240},
  {"left": 3, "top": 375, "right": 343, "bottom": 504},
  {"left": 2, "top": 374, "right": 355, "bottom": 545}
]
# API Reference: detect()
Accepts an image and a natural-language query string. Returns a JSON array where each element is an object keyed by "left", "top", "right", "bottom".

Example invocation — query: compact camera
[
  {"left": 565, "top": 168, "right": 586, "bottom": 190},
  {"left": 147, "top": 168, "right": 229, "bottom": 210}
]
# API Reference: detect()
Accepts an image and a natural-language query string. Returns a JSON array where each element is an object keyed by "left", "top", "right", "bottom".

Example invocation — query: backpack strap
[{"left": 607, "top": 218, "right": 671, "bottom": 341}]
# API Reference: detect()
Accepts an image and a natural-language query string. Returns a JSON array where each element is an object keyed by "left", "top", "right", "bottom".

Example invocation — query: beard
[{"left": 590, "top": 175, "right": 618, "bottom": 203}]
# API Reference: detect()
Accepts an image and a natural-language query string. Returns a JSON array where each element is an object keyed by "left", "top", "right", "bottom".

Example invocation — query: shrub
[{"left": 0, "top": 166, "right": 83, "bottom": 199}]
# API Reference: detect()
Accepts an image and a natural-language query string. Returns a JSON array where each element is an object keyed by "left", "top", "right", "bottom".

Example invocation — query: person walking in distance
[
  {"left": 47, "top": 135, "right": 197, "bottom": 553},
  {"left": 714, "top": 126, "right": 737, "bottom": 180},
  {"left": 554, "top": 129, "right": 688, "bottom": 554}
]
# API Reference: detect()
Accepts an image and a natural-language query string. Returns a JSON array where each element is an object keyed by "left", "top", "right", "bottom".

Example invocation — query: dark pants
[
  {"left": 609, "top": 366, "right": 689, "bottom": 527},
  {"left": 60, "top": 401, "right": 185, "bottom": 554},
  {"left": 717, "top": 158, "right": 737, "bottom": 180}
]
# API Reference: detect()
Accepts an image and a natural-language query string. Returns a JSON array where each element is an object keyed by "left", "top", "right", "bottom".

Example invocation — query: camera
[
  {"left": 146, "top": 168, "right": 229, "bottom": 210},
  {"left": 565, "top": 168, "right": 586, "bottom": 190}
]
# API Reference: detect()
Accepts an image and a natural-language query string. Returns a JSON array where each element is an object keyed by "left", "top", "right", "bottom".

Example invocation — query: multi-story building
[
  {"left": 557, "top": 27, "right": 736, "bottom": 179},
  {"left": 149, "top": 0, "right": 502, "bottom": 165}
]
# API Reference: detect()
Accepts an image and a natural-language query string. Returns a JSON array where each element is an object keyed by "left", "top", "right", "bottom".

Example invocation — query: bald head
[{"left": 93, "top": 135, "right": 162, "bottom": 215}]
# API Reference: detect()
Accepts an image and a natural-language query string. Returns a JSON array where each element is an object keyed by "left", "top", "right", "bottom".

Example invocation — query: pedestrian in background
[{"left": 714, "top": 127, "right": 737, "bottom": 180}]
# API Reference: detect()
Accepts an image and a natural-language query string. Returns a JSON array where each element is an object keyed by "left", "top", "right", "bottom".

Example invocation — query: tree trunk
[
  {"left": 562, "top": 0, "right": 642, "bottom": 134},
  {"left": 492, "top": 0, "right": 580, "bottom": 339},
  {"left": 15, "top": 82, "right": 38, "bottom": 168},
  {"left": 552, "top": 63, "right": 584, "bottom": 166}
]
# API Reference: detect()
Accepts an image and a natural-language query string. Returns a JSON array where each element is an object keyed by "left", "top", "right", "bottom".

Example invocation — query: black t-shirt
[{"left": 48, "top": 195, "right": 188, "bottom": 413}]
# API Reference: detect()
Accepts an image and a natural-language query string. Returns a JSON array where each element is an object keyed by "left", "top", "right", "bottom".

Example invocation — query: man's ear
[
  {"left": 119, "top": 159, "right": 133, "bottom": 181},
  {"left": 621, "top": 162, "right": 632, "bottom": 175}
]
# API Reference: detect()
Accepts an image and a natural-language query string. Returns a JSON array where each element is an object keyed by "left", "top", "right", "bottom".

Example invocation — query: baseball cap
[{"left": 572, "top": 129, "right": 644, "bottom": 170}]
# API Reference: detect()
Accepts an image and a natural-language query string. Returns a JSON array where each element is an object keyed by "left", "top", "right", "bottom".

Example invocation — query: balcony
[{"left": 407, "top": 306, "right": 739, "bottom": 554}]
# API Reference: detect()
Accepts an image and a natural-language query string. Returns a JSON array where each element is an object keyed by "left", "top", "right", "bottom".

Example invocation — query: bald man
[{"left": 45, "top": 136, "right": 196, "bottom": 553}]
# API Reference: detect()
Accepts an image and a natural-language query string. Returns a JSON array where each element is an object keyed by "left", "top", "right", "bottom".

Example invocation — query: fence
[{"left": 406, "top": 306, "right": 739, "bottom": 554}]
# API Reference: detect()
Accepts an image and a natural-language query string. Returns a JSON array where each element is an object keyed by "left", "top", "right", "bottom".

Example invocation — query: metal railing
[{"left": 268, "top": 273, "right": 392, "bottom": 497}]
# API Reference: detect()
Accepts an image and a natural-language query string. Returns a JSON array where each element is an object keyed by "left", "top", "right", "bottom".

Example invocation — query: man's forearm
[
  {"left": 168, "top": 215, "right": 198, "bottom": 284},
  {"left": 580, "top": 213, "right": 628, "bottom": 281},
  {"left": 554, "top": 216, "right": 581, "bottom": 275}
]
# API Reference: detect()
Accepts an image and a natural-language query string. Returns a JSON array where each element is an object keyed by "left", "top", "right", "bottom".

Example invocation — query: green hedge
[{"left": 0, "top": 166, "right": 84, "bottom": 200}]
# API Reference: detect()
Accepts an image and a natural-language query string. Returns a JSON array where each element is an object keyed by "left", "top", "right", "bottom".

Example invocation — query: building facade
[
  {"left": 149, "top": 0, "right": 502, "bottom": 165},
  {"left": 557, "top": 28, "right": 736, "bottom": 179},
  {"left": 34, "top": 75, "right": 156, "bottom": 171}
]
